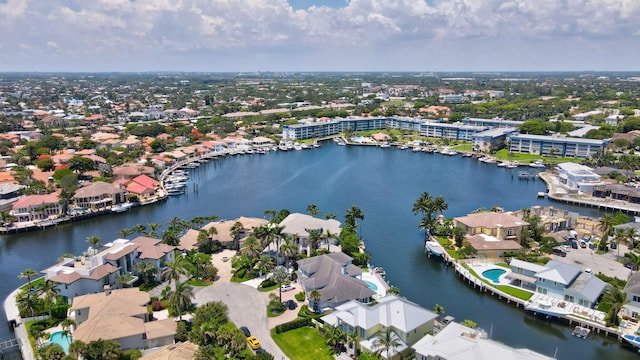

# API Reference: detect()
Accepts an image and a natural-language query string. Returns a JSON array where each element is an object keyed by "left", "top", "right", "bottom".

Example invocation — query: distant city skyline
[{"left": 1, "top": 0, "right": 638, "bottom": 72}]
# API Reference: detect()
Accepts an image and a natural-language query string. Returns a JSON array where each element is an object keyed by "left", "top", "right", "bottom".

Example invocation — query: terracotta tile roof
[
  {"left": 145, "top": 319, "right": 177, "bottom": 339},
  {"left": 467, "top": 234, "right": 522, "bottom": 251},
  {"left": 12, "top": 193, "right": 59, "bottom": 209},
  {"left": 454, "top": 212, "right": 528, "bottom": 229},
  {"left": 105, "top": 243, "right": 138, "bottom": 261},
  {"left": 74, "top": 181, "right": 123, "bottom": 198},
  {"left": 131, "top": 174, "right": 158, "bottom": 189}
]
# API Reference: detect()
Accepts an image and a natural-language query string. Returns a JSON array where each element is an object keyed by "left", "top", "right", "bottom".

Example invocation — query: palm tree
[
  {"left": 118, "top": 228, "right": 134, "bottom": 239},
  {"left": 309, "top": 289, "right": 322, "bottom": 313},
  {"left": 60, "top": 318, "right": 75, "bottom": 342},
  {"left": 85, "top": 236, "right": 102, "bottom": 254},
  {"left": 230, "top": 221, "right": 244, "bottom": 249},
  {"left": 132, "top": 224, "right": 147, "bottom": 236},
  {"left": 240, "top": 236, "right": 262, "bottom": 260},
  {"left": 255, "top": 255, "right": 275, "bottom": 277},
  {"left": 601, "top": 285, "right": 628, "bottom": 327},
  {"left": 133, "top": 260, "right": 158, "bottom": 286},
  {"left": 372, "top": 329, "right": 402, "bottom": 359},
  {"left": 614, "top": 228, "right": 627, "bottom": 258},
  {"left": 165, "top": 280, "right": 194, "bottom": 321},
  {"left": 324, "top": 229, "right": 338, "bottom": 251},
  {"left": 306, "top": 228, "right": 324, "bottom": 254},
  {"left": 37, "top": 280, "right": 60, "bottom": 316},
  {"left": 433, "top": 303, "right": 445, "bottom": 315},
  {"left": 626, "top": 227, "right": 638, "bottom": 249},
  {"left": 148, "top": 222, "right": 162, "bottom": 238},
  {"left": 345, "top": 206, "right": 364, "bottom": 231},
  {"left": 307, "top": 203, "right": 320, "bottom": 216},
  {"left": 264, "top": 209, "right": 277, "bottom": 222},
  {"left": 16, "top": 290, "right": 40, "bottom": 318},
  {"left": 162, "top": 258, "right": 188, "bottom": 288},
  {"left": 18, "top": 268, "right": 38, "bottom": 291},
  {"left": 272, "top": 265, "right": 289, "bottom": 302},
  {"left": 324, "top": 213, "right": 337, "bottom": 220},
  {"left": 599, "top": 214, "right": 615, "bottom": 237},
  {"left": 347, "top": 331, "right": 360, "bottom": 356},
  {"left": 279, "top": 236, "right": 297, "bottom": 268},
  {"left": 324, "top": 325, "right": 346, "bottom": 352},
  {"left": 68, "top": 340, "right": 88, "bottom": 359}
]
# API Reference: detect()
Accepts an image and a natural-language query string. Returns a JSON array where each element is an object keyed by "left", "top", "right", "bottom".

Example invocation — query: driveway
[
  {"left": 551, "top": 242, "right": 632, "bottom": 280},
  {"left": 193, "top": 282, "right": 288, "bottom": 360}
]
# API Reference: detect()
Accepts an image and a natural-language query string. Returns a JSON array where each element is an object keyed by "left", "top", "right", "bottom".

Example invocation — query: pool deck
[{"left": 361, "top": 268, "right": 389, "bottom": 298}]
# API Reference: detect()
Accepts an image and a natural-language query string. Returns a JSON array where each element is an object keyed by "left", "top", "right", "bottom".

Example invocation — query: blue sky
[{"left": 0, "top": 0, "right": 638, "bottom": 72}]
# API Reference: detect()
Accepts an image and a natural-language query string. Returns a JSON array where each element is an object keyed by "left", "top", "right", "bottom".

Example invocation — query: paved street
[{"left": 193, "top": 282, "right": 288, "bottom": 360}]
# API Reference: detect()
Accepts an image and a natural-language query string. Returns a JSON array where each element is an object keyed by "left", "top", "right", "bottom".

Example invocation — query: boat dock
[
  {"left": 433, "top": 249, "right": 627, "bottom": 340},
  {"left": 539, "top": 172, "right": 640, "bottom": 215}
]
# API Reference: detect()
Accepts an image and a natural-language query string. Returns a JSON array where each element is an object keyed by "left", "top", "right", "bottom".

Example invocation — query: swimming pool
[
  {"left": 364, "top": 280, "right": 378, "bottom": 291},
  {"left": 49, "top": 331, "right": 71, "bottom": 354},
  {"left": 482, "top": 268, "right": 506, "bottom": 284}
]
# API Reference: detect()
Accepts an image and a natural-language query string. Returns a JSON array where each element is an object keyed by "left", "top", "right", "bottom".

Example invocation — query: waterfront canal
[{"left": 1, "top": 142, "right": 637, "bottom": 358}]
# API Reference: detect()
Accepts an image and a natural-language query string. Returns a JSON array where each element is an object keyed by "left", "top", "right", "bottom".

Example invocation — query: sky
[{"left": 0, "top": 0, "right": 639, "bottom": 72}]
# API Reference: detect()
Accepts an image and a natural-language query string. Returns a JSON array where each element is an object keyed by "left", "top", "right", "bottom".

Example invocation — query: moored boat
[
  {"left": 529, "top": 160, "right": 545, "bottom": 168},
  {"left": 111, "top": 203, "right": 133, "bottom": 213},
  {"left": 425, "top": 239, "right": 445, "bottom": 256},
  {"left": 622, "top": 334, "right": 640, "bottom": 349}
]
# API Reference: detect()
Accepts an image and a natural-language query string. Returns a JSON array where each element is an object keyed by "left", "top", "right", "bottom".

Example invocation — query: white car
[{"left": 280, "top": 284, "right": 295, "bottom": 292}]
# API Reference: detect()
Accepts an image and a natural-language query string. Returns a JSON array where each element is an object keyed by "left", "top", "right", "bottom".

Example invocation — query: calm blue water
[
  {"left": 0, "top": 141, "right": 636, "bottom": 358},
  {"left": 482, "top": 268, "right": 507, "bottom": 284}
]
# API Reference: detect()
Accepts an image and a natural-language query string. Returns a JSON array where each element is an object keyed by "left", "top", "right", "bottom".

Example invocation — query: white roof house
[
  {"left": 279, "top": 213, "right": 341, "bottom": 254},
  {"left": 322, "top": 294, "right": 438, "bottom": 359},
  {"left": 556, "top": 162, "right": 604, "bottom": 194},
  {"left": 412, "top": 321, "right": 554, "bottom": 360}
]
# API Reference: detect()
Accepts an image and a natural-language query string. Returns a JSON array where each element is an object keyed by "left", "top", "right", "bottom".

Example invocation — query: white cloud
[{"left": 0, "top": 0, "right": 638, "bottom": 71}]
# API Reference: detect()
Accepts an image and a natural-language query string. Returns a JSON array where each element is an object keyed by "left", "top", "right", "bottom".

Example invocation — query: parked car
[
  {"left": 552, "top": 248, "right": 567, "bottom": 257},
  {"left": 256, "top": 348, "right": 269, "bottom": 355},
  {"left": 610, "top": 241, "right": 617, "bottom": 249},
  {"left": 281, "top": 284, "right": 295, "bottom": 292},
  {"left": 284, "top": 299, "right": 297, "bottom": 310},
  {"left": 579, "top": 241, "right": 587, "bottom": 248},
  {"left": 571, "top": 240, "right": 578, "bottom": 249},
  {"left": 247, "top": 336, "right": 261, "bottom": 350},
  {"left": 240, "top": 326, "right": 251, "bottom": 337}
]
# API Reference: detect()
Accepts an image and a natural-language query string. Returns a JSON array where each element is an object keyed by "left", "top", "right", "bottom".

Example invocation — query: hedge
[{"left": 274, "top": 318, "right": 312, "bottom": 334}]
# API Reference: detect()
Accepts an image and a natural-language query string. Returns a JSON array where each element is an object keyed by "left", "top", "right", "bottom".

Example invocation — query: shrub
[
  {"left": 152, "top": 301, "right": 163, "bottom": 311},
  {"left": 260, "top": 278, "right": 277, "bottom": 288},
  {"left": 295, "top": 291, "right": 306, "bottom": 302},
  {"left": 274, "top": 318, "right": 312, "bottom": 334},
  {"left": 235, "top": 268, "right": 246, "bottom": 279}
]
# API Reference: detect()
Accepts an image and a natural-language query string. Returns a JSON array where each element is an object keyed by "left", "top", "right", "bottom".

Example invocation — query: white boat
[
  {"left": 293, "top": 143, "right": 303, "bottom": 151},
  {"left": 399, "top": 145, "right": 408, "bottom": 150},
  {"left": 379, "top": 143, "right": 391, "bottom": 148},
  {"left": 278, "top": 144, "right": 289, "bottom": 151},
  {"left": 622, "top": 334, "right": 640, "bottom": 349},
  {"left": 425, "top": 240, "right": 445, "bottom": 257},
  {"left": 497, "top": 162, "right": 507, "bottom": 167},
  {"left": 529, "top": 160, "right": 545, "bottom": 168},
  {"left": 111, "top": 203, "right": 133, "bottom": 213},
  {"left": 412, "top": 147, "right": 423, "bottom": 152},
  {"left": 506, "top": 162, "right": 519, "bottom": 169},
  {"left": 373, "top": 267, "right": 386, "bottom": 278},
  {"left": 167, "top": 188, "right": 185, "bottom": 196}
]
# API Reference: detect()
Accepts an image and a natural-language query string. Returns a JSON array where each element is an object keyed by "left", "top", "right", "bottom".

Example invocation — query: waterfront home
[
  {"left": 297, "top": 252, "right": 375, "bottom": 312},
  {"left": 279, "top": 213, "right": 341, "bottom": 255},
  {"left": 113, "top": 164, "right": 155, "bottom": 180},
  {"left": 139, "top": 341, "right": 199, "bottom": 359},
  {"left": 322, "top": 294, "right": 438, "bottom": 359},
  {"left": 453, "top": 211, "right": 528, "bottom": 244},
  {"left": 68, "top": 288, "right": 176, "bottom": 351},
  {"left": 472, "top": 127, "right": 515, "bottom": 152},
  {"left": 73, "top": 181, "right": 127, "bottom": 210},
  {"left": 41, "top": 237, "right": 175, "bottom": 301},
  {"left": 509, "top": 259, "right": 607, "bottom": 307},
  {"left": 593, "top": 183, "right": 640, "bottom": 204},
  {"left": 511, "top": 206, "right": 577, "bottom": 233},
  {"left": 0, "top": 183, "right": 25, "bottom": 211},
  {"left": 465, "top": 234, "right": 522, "bottom": 258},
  {"left": 10, "top": 192, "right": 62, "bottom": 223},
  {"left": 621, "top": 272, "right": 640, "bottom": 319},
  {"left": 555, "top": 162, "right": 604, "bottom": 194},
  {"left": 412, "top": 321, "right": 554, "bottom": 360},
  {"left": 179, "top": 217, "right": 269, "bottom": 251}
]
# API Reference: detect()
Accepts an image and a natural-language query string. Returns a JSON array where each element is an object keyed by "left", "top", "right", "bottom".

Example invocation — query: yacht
[
  {"left": 529, "top": 160, "right": 545, "bottom": 168},
  {"left": 425, "top": 239, "right": 445, "bottom": 256}
]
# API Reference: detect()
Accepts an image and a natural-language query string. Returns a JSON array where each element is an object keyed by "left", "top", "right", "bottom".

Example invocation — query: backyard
[{"left": 272, "top": 326, "right": 334, "bottom": 360}]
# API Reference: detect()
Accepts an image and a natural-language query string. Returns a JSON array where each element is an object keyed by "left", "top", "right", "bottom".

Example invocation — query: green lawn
[
  {"left": 272, "top": 326, "right": 334, "bottom": 360},
  {"left": 449, "top": 143, "right": 473, "bottom": 152},
  {"left": 465, "top": 265, "right": 533, "bottom": 301},
  {"left": 494, "top": 149, "right": 581, "bottom": 164}
]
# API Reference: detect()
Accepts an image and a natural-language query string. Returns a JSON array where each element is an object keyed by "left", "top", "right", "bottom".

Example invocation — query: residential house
[
  {"left": 622, "top": 272, "right": 640, "bottom": 319},
  {"left": 453, "top": 211, "right": 528, "bottom": 243},
  {"left": 464, "top": 233, "right": 522, "bottom": 258},
  {"left": 0, "top": 183, "right": 24, "bottom": 212},
  {"left": 510, "top": 206, "right": 577, "bottom": 233},
  {"left": 297, "top": 252, "right": 375, "bottom": 312},
  {"left": 322, "top": 294, "right": 438, "bottom": 359},
  {"left": 509, "top": 259, "right": 607, "bottom": 307},
  {"left": 73, "top": 181, "right": 127, "bottom": 210},
  {"left": 10, "top": 193, "right": 61, "bottom": 222},
  {"left": 412, "top": 321, "right": 554, "bottom": 360},
  {"left": 68, "top": 288, "right": 176, "bottom": 351},
  {"left": 279, "top": 213, "right": 341, "bottom": 255},
  {"left": 555, "top": 162, "right": 604, "bottom": 194},
  {"left": 179, "top": 216, "right": 269, "bottom": 251},
  {"left": 113, "top": 164, "right": 155, "bottom": 180},
  {"left": 125, "top": 174, "right": 159, "bottom": 201},
  {"left": 41, "top": 237, "right": 175, "bottom": 300}
]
